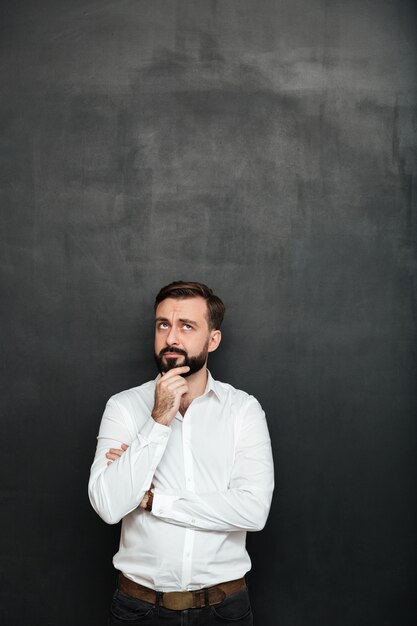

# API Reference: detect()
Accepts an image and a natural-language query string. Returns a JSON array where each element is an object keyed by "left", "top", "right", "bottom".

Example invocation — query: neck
[
  {"left": 179, "top": 367, "right": 208, "bottom": 416},
  {"left": 184, "top": 366, "right": 208, "bottom": 400}
]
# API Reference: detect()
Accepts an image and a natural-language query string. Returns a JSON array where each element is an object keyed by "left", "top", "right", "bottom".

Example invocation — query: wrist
[
  {"left": 145, "top": 489, "right": 153, "bottom": 512},
  {"left": 151, "top": 411, "right": 171, "bottom": 426}
]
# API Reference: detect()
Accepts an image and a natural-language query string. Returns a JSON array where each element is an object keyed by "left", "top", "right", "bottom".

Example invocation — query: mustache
[{"left": 159, "top": 347, "right": 187, "bottom": 357}]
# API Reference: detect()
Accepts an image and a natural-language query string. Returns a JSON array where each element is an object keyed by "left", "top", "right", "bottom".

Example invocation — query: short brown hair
[{"left": 154, "top": 281, "right": 225, "bottom": 330}]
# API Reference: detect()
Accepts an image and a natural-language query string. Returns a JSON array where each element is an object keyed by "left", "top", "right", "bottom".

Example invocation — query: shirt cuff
[{"left": 137, "top": 416, "right": 171, "bottom": 445}]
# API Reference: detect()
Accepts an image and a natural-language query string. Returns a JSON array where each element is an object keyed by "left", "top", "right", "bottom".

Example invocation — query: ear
[{"left": 208, "top": 329, "right": 221, "bottom": 353}]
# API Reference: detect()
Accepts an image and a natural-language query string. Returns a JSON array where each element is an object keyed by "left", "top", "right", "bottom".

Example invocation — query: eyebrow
[
  {"left": 155, "top": 316, "right": 199, "bottom": 327},
  {"left": 179, "top": 318, "right": 199, "bottom": 326}
]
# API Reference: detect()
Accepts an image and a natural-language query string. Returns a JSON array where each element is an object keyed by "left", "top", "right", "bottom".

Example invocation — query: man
[{"left": 88, "top": 281, "right": 274, "bottom": 625}]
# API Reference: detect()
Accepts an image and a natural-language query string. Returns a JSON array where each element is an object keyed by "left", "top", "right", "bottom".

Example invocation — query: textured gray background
[{"left": 1, "top": 1, "right": 416, "bottom": 624}]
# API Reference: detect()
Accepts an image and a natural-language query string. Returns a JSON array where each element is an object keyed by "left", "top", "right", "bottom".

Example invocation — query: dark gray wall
[{"left": 1, "top": 1, "right": 416, "bottom": 624}]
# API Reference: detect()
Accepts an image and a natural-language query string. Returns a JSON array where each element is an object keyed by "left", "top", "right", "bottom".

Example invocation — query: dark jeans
[{"left": 108, "top": 587, "right": 253, "bottom": 626}]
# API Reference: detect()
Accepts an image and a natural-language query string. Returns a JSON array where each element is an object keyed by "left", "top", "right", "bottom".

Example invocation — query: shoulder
[
  {"left": 101, "top": 380, "right": 156, "bottom": 434},
  {"left": 109, "top": 379, "right": 155, "bottom": 406},
  {"left": 105, "top": 380, "right": 156, "bottom": 421},
  {"left": 214, "top": 380, "right": 269, "bottom": 443},
  {"left": 213, "top": 379, "right": 263, "bottom": 414}
]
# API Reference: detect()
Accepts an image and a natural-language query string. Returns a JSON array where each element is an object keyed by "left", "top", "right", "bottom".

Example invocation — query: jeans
[{"left": 108, "top": 587, "right": 253, "bottom": 626}]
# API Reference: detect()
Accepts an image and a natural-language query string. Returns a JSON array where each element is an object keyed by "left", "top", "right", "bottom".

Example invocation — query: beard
[{"left": 154, "top": 342, "right": 209, "bottom": 378}]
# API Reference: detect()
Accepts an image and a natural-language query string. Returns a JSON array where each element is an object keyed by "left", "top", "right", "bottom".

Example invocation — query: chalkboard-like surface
[{"left": 1, "top": 1, "right": 416, "bottom": 625}]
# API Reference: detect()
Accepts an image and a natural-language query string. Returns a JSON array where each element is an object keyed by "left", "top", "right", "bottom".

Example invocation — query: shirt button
[{"left": 191, "top": 519, "right": 196, "bottom": 524}]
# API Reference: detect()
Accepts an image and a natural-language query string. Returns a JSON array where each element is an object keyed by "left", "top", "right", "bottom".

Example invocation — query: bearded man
[{"left": 88, "top": 281, "right": 274, "bottom": 625}]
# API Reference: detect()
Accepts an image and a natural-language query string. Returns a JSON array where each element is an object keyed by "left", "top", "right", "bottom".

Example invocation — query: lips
[{"left": 161, "top": 347, "right": 186, "bottom": 357}]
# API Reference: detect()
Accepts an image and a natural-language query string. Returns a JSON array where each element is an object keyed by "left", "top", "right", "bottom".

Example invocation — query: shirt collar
[{"left": 204, "top": 369, "right": 221, "bottom": 401}]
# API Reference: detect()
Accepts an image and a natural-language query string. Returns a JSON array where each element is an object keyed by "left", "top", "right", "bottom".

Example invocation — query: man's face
[{"left": 154, "top": 297, "right": 221, "bottom": 377}]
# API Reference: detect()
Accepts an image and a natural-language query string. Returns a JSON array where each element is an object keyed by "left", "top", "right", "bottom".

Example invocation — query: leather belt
[{"left": 118, "top": 572, "right": 247, "bottom": 611}]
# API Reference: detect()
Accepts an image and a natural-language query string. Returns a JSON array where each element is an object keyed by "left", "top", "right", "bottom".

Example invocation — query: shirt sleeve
[
  {"left": 88, "top": 396, "right": 171, "bottom": 524},
  {"left": 151, "top": 396, "right": 274, "bottom": 532}
]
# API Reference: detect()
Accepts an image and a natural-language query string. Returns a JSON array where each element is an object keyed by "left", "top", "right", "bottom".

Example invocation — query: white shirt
[{"left": 88, "top": 371, "right": 274, "bottom": 592}]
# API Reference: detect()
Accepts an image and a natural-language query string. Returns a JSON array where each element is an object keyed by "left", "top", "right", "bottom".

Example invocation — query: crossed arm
[
  {"left": 106, "top": 444, "right": 152, "bottom": 510},
  {"left": 88, "top": 367, "right": 189, "bottom": 523},
  {"left": 104, "top": 423, "right": 274, "bottom": 532},
  {"left": 90, "top": 408, "right": 273, "bottom": 532},
  {"left": 88, "top": 370, "right": 274, "bottom": 531}
]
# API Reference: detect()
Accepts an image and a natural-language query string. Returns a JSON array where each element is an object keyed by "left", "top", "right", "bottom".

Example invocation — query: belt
[{"left": 118, "top": 572, "right": 247, "bottom": 611}]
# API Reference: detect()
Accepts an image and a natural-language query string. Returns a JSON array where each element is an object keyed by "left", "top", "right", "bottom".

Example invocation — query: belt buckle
[{"left": 162, "top": 591, "right": 193, "bottom": 611}]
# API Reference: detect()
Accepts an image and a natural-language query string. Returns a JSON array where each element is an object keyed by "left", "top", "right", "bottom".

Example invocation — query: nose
[{"left": 166, "top": 325, "right": 179, "bottom": 346}]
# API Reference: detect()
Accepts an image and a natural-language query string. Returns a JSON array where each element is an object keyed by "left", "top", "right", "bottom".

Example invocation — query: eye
[
  {"left": 182, "top": 324, "right": 193, "bottom": 331},
  {"left": 158, "top": 322, "right": 169, "bottom": 330}
]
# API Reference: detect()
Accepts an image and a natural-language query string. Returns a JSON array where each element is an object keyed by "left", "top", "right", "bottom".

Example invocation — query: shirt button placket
[
  {"left": 181, "top": 413, "right": 194, "bottom": 589},
  {"left": 182, "top": 414, "right": 194, "bottom": 491}
]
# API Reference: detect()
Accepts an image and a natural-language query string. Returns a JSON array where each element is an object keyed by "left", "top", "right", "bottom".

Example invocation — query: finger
[
  {"left": 106, "top": 448, "right": 125, "bottom": 460},
  {"left": 158, "top": 366, "right": 190, "bottom": 380},
  {"left": 139, "top": 494, "right": 149, "bottom": 509},
  {"left": 106, "top": 446, "right": 129, "bottom": 464},
  {"left": 160, "top": 376, "right": 190, "bottom": 392},
  {"left": 165, "top": 378, "right": 190, "bottom": 391},
  {"left": 173, "top": 383, "right": 189, "bottom": 396}
]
